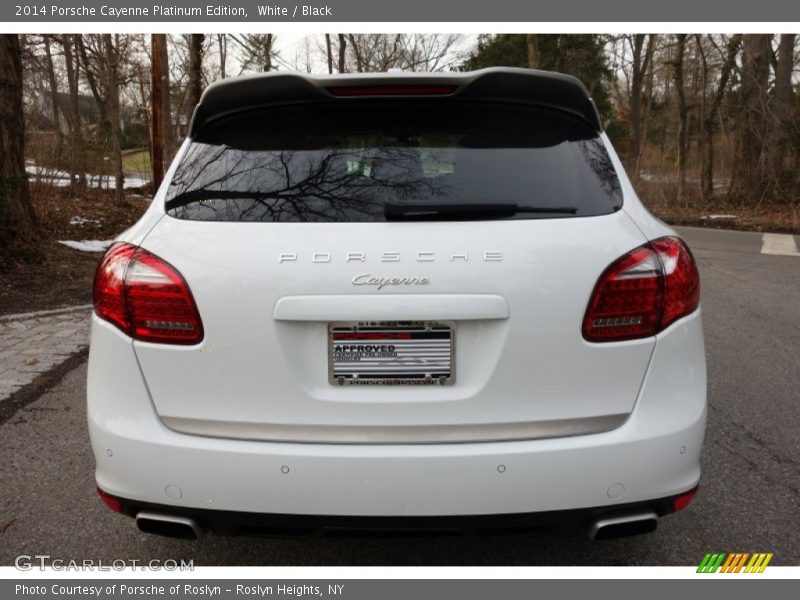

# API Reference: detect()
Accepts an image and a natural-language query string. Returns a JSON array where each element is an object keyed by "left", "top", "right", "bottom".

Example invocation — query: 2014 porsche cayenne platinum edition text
[{"left": 88, "top": 68, "right": 705, "bottom": 540}]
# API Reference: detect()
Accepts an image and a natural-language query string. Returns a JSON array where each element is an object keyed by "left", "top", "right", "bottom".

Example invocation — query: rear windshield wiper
[{"left": 384, "top": 200, "right": 578, "bottom": 220}]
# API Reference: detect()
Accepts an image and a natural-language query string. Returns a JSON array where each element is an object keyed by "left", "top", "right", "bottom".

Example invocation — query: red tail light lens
[
  {"left": 92, "top": 243, "right": 137, "bottom": 332},
  {"left": 583, "top": 236, "right": 699, "bottom": 342},
  {"left": 93, "top": 243, "right": 204, "bottom": 345},
  {"left": 651, "top": 237, "right": 701, "bottom": 330}
]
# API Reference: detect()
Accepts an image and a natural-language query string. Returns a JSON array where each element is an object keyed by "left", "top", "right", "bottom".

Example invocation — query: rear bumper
[
  {"left": 108, "top": 490, "right": 693, "bottom": 537},
  {"left": 87, "top": 311, "right": 706, "bottom": 518}
]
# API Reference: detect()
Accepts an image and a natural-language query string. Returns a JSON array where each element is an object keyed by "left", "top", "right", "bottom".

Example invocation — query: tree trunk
[
  {"left": 696, "top": 35, "right": 708, "bottom": 200},
  {"left": 673, "top": 35, "right": 688, "bottom": 204},
  {"left": 0, "top": 35, "right": 37, "bottom": 249},
  {"left": 62, "top": 35, "right": 86, "bottom": 190},
  {"left": 154, "top": 34, "right": 174, "bottom": 166},
  {"left": 150, "top": 34, "right": 166, "bottom": 190},
  {"left": 217, "top": 34, "right": 226, "bottom": 79},
  {"left": 629, "top": 34, "right": 654, "bottom": 176},
  {"left": 349, "top": 34, "right": 363, "bottom": 72},
  {"left": 263, "top": 34, "right": 273, "bottom": 71},
  {"left": 701, "top": 35, "right": 740, "bottom": 202},
  {"left": 771, "top": 34, "right": 795, "bottom": 199},
  {"left": 325, "top": 34, "right": 333, "bottom": 74},
  {"left": 42, "top": 35, "right": 63, "bottom": 156},
  {"left": 188, "top": 34, "right": 205, "bottom": 111},
  {"left": 638, "top": 36, "right": 656, "bottom": 176},
  {"left": 76, "top": 35, "right": 106, "bottom": 123},
  {"left": 137, "top": 63, "right": 152, "bottom": 166},
  {"left": 526, "top": 34, "right": 539, "bottom": 68},
  {"left": 337, "top": 34, "right": 347, "bottom": 73},
  {"left": 103, "top": 34, "right": 124, "bottom": 203},
  {"left": 730, "top": 34, "right": 772, "bottom": 203}
]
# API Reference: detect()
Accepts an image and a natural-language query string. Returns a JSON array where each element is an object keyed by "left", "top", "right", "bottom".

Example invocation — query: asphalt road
[{"left": 0, "top": 226, "right": 798, "bottom": 566}]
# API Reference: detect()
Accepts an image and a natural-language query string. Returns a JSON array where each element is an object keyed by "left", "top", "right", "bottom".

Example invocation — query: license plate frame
[{"left": 328, "top": 321, "right": 456, "bottom": 386}]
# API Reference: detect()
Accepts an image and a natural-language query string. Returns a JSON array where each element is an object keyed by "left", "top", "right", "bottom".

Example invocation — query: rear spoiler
[{"left": 188, "top": 67, "right": 602, "bottom": 136}]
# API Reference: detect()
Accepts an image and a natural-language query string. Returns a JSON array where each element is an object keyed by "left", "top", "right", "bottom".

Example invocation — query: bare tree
[
  {"left": 628, "top": 34, "right": 656, "bottom": 176},
  {"left": 730, "top": 35, "right": 772, "bottom": 202},
  {"left": 527, "top": 34, "right": 540, "bottom": 68},
  {"left": 342, "top": 34, "right": 403, "bottom": 72},
  {"left": 136, "top": 61, "right": 151, "bottom": 158},
  {"left": 337, "top": 34, "right": 347, "bottom": 73},
  {"left": 673, "top": 35, "right": 688, "bottom": 203},
  {"left": 341, "top": 34, "right": 462, "bottom": 73},
  {"left": 399, "top": 34, "right": 461, "bottom": 71},
  {"left": 639, "top": 36, "right": 657, "bottom": 168},
  {"left": 348, "top": 34, "right": 363, "bottom": 72},
  {"left": 61, "top": 35, "right": 86, "bottom": 189},
  {"left": 0, "top": 34, "right": 37, "bottom": 249},
  {"left": 771, "top": 34, "right": 796, "bottom": 196},
  {"left": 150, "top": 34, "right": 166, "bottom": 189},
  {"left": 76, "top": 36, "right": 106, "bottom": 123},
  {"left": 188, "top": 34, "right": 205, "bottom": 111},
  {"left": 157, "top": 35, "right": 174, "bottom": 163},
  {"left": 233, "top": 34, "right": 276, "bottom": 72},
  {"left": 42, "top": 35, "right": 63, "bottom": 155},
  {"left": 217, "top": 34, "right": 227, "bottom": 79},
  {"left": 325, "top": 34, "right": 333, "bottom": 74},
  {"left": 699, "top": 35, "right": 740, "bottom": 201},
  {"left": 102, "top": 34, "right": 124, "bottom": 202}
]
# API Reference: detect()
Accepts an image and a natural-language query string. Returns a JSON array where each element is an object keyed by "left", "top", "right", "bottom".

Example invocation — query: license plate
[{"left": 328, "top": 321, "right": 455, "bottom": 385}]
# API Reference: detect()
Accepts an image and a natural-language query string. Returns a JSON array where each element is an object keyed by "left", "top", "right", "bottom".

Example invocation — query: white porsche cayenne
[{"left": 88, "top": 68, "right": 705, "bottom": 540}]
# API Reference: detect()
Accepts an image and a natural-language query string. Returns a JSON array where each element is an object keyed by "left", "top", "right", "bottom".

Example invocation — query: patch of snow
[
  {"left": 69, "top": 216, "right": 101, "bottom": 226},
  {"left": 58, "top": 240, "right": 114, "bottom": 252},
  {"left": 700, "top": 214, "right": 738, "bottom": 220},
  {"left": 640, "top": 173, "right": 672, "bottom": 184},
  {"left": 640, "top": 172, "right": 731, "bottom": 191},
  {"left": 26, "top": 164, "right": 149, "bottom": 190}
]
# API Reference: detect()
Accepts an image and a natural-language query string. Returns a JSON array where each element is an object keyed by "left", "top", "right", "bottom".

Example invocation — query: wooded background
[{"left": 1, "top": 33, "right": 799, "bottom": 253}]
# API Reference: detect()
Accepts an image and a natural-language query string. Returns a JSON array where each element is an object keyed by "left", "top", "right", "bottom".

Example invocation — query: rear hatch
[{"left": 133, "top": 89, "right": 654, "bottom": 443}]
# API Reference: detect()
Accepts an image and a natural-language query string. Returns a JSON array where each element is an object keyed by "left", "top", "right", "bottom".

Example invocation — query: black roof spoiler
[{"left": 188, "top": 67, "right": 603, "bottom": 136}]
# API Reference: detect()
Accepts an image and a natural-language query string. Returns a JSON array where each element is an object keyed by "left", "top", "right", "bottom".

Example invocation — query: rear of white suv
[{"left": 88, "top": 68, "right": 705, "bottom": 540}]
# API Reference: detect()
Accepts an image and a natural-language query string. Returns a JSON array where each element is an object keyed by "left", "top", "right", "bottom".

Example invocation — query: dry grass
[
  {"left": 0, "top": 184, "right": 150, "bottom": 315},
  {"left": 634, "top": 177, "right": 800, "bottom": 234}
]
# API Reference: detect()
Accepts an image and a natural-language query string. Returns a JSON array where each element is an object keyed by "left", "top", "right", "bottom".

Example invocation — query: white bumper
[{"left": 87, "top": 312, "right": 705, "bottom": 517}]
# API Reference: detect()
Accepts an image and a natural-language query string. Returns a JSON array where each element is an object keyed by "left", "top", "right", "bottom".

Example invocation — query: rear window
[{"left": 165, "top": 100, "right": 622, "bottom": 222}]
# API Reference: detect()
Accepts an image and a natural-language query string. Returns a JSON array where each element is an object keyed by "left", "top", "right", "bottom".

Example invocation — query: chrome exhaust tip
[
  {"left": 588, "top": 511, "right": 658, "bottom": 540},
  {"left": 135, "top": 511, "right": 201, "bottom": 539}
]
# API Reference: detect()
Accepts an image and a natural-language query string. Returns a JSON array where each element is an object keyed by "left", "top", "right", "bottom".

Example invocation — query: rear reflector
[
  {"left": 583, "top": 236, "right": 699, "bottom": 342},
  {"left": 673, "top": 485, "right": 699, "bottom": 511},
  {"left": 97, "top": 487, "right": 122, "bottom": 513},
  {"left": 93, "top": 242, "right": 204, "bottom": 345},
  {"left": 328, "top": 85, "right": 458, "bottom": 97}
]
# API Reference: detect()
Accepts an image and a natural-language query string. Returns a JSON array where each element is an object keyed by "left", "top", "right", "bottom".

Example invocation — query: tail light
[
  {"left": 93, "top": 242, "right": 204, "bottom": 345},
  {"left": 583, "top": 236, "right": 699, "bottom": 342}
]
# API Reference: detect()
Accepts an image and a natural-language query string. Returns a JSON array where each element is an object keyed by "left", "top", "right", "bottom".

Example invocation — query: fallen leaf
[{"left": 0, "top": 518, "right": 16, "bottom": 534}]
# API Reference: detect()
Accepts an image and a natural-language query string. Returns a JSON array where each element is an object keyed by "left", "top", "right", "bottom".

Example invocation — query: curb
[{"left": 0, "top": 304, "right": 93, "bottom": 323}]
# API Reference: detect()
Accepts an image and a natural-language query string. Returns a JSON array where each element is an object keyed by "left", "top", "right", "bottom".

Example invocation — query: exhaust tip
[
  {"left": 136, "top": 512, "right": 201, "bottom": 540},
  {"left": 588, "top": 511, "right": 658, "bottom": 540}
]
